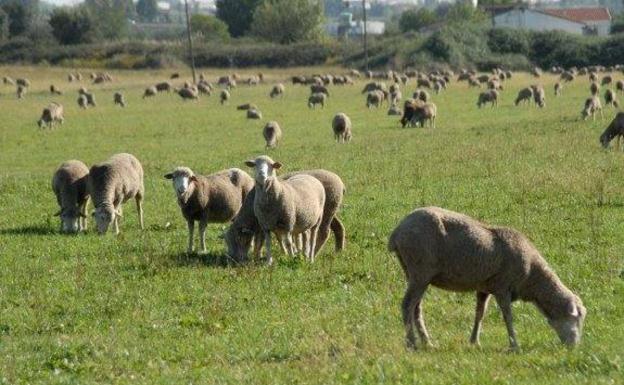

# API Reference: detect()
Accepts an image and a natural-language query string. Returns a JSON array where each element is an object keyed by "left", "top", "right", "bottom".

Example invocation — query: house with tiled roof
[{"left": 491, "top": 6, "right": 612, "bottom": 36}]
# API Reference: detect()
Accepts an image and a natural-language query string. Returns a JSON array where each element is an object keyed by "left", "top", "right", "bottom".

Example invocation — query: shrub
[
  {"left": 488, "top": 28, "right": 530, "bottom": 56},
  {"left": 190, "top": 14, "right": 229, "bottom": 42}
]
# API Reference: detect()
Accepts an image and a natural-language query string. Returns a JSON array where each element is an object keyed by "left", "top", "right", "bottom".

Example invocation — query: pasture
[{"left": 0, "top": 66, "right": 623, "bottom": 384}]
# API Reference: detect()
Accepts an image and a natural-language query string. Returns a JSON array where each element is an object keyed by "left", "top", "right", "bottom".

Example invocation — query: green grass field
[{"left": 0, "top": 66, "right": 623, "bottom": 385}]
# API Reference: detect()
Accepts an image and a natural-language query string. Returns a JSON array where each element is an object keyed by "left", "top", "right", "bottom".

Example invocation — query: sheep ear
[
  {"left": 272, "top": 162, "right": 282, "bottom": 169},
  {"left": 245, "top": 160, "right": 255, "bottom": 168},
  {"left": 190, "top": 175, "right": 198, "bottom": 182},
  {"left": 164, "top": 173, "right": 174, "bottom": 179}
]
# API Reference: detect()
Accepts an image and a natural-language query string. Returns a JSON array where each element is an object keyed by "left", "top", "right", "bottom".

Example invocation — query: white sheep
[
  {"left": 52, "top": 160, "right": 90, "bottom": 233},
  {"left": 37, "top": 103, "right": 64, "bottom": 129},
  {"left": 263, "top": 121, "right": 282, "bottom": 148},
  {"left": 332, "top": 113, "right": 352, "bottom": 143}
]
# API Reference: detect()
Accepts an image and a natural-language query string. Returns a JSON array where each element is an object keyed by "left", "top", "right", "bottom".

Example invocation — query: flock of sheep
[{"left": 11, "top": 64, "right": 619, "bottom": 351}]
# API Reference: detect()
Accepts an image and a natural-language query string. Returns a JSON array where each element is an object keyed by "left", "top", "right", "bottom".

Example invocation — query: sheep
[
  {"left": 263, "top": 121, "right": 282, "bottom": 148},
  {"left": 236, "top": 103, "right": 257, "bottom": 110},
  {"left": 178, "top": 86, "right": 199, "bottom": 100},
  {"left": 531, "top": 67, "right": 542, "bottom": 77},
  {"left": 477, "top": 90, "right": 498, "bottom": 108},
  {"left": 220, "top": 89, "right": 230, "bottom": 105},
  {"left": 50, "top": 84, "right": 63, "bottom": 95},
  {"left": 155, "top": 82, "right": 172, "bottom": 92},
  {"left": 604, "top": 89, "right": 618, "bottom": 108},
  {"left": 433, "top": 82, "right": 443, "bottom": 94},
  {"left": 197, "top": 83, "right": 211, "bottom": 95},
  {"left": 308, "top": 93, "right": 327, "bottom": 109},
  {"left": 244, "top": 156, "right": 326, "bottom": 264},
  {"left": 75, "top": 73, "right": 82, "bottom": 81},
  {"left": 170, "top": 73, "right": 180, "bottom": 79},
  {"left": 16, "top": 85, "right": 25, "bottom": 99},
  {"left": 68, "top": 73, "right": 76, "bottom": 82},
  {"left": 88, "top": 153, "right": 144, "bottom": 235},
  {"left": 310, "top": 84, "right": 329, "bottom": 97},
  {"left": 589, "top": 72, "right": 598, "bottom": 82},
  {"left": 78, "top": 88, "right": 96, "bottom": 106},
  {"left": 292, "top": 75, "right": 306, "bottom": 85},
  {"left": 332, "top": 113, "right": 352, "bottom": 143},
  {"left": 16, "top": 78, "right": 30, "bottom": 88},
  {"left": 114, "top": 92, "right": 126, "bottom": 107},
  {"left": 531, "top": 85, "right": 546, "bottom": 108},
  {"left": 554, "top": 82, "right": 563, "bottom": 97},
  {"left": 226, "top": 79, "right": 237, "bottom": 90},
  {"left": 77, "top": 95, "right": 88, "bottom": 109},
  {"left": 388, "top": 104, "right": 402, "bottom": 116},
  {"left": 515, "top": 87, "right": 533, "bottom": 106},
  {"left": 366, "top": 90, "right": 384, "bottom": 109},
  {"left": 247, "top": 108, "right": 262, "bottom": 119},
  {"left": 349, "top": 69, "right": 361, "bottom": 78},
  {"left": 413, "top": 89, "right": 429, "bottom": 103},
  {"left": 225, "top": 169, "right": 345, "bottom": 263},
  {"left": 246, "top": 75, "right": 260, "bottom": 86},
  {"left": 361, "top": 81, "right": 387, "bottom": 94},
  {"left": 602, "top": 75, "right": 613, "bottom": 86},
  {"left": 270, "top": 83, "right": 285, "bottom": 98},
  {"left": 590, "top": 82, "right": 600, "bottom": 96},
  {"left": 411, "top": 102, "right": 437, "bottom": 128},
  {"left": 401, "top": 99, "right": 422, "bottom": 127},
  {"left": 3, "top": 76, "right": 15, "bottom": 85},
  {"left": 487, "top": 79, "right": 503, "bottom": 91},
  {"left": 52, "top": 160, "right": 90, "bottom": 233},
  {"left": 560, "top": 71, "right": 575, "bottom": 82},
  {"left": 417, "top": 78, "right": 432, "bottom": 88},
  {"left": 390, "top": 90, "right": 402, "bottom": 105},
  {"left": 477, "top": 75, "right": 490, "bottom": 84},
  {"left": 164, "top": 167, "right": 253, "bottom": 254},
  {"left": 388, "top": 206, "right": 586, "bottom": 350},
  {"left": 37, "top": 102, "right": 64, "bottom": 129},
  {"left": 599, "top": 112, "right": 624, "bottom": 149},
  {"left": 582, "top": 96, "right": 603, "bottom": 120}
]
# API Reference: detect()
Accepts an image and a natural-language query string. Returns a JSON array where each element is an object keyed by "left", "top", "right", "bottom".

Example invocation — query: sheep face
[
  {"left": 55, "top": 207, "right": 81, "bottom": 233},
  {"left": 546, "top": 298, "right": 586, "bottom": 346},
  {"left": 164, "top": 167, "right": 196, "bottom": 196},
  {"left": 94, "top": 206, "right": 116, "bottom": 234},
  {"left": 245, "top": 156, "right": 281, "bottom": 186},
  {"left": 224, "top": 225, "right": 254, "bottom": 262}
]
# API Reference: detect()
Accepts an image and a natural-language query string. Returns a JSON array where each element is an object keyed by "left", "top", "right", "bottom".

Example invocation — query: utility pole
[
  {"left": 362, "top": 0, "right": 368, "bottom": 72},
  {"left": 184, "top": 0, "right": 197, "bottom": 83}
]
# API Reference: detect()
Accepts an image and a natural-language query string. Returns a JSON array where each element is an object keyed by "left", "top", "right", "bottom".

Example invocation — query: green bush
[{"left": 488, "top": 28, "right": 530, "bottom": 56}]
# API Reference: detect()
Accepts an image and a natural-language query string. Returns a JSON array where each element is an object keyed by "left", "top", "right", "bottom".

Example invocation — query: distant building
[
  {"left": 326, "top": 12, "right": 386, "bottom": 37},
  {"left": 492, "top": 6, "right": 612, "bottom": 36}
]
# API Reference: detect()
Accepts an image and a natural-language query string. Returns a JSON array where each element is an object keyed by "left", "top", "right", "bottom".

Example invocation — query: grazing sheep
[
  {"left": 247, "top": 108, "right": 262, "bottom": 119},
  {"left": 560, "top": 72, "right": 575, "bottom": 82},
  {"left": 531, "top": 85, "right": 546, "bottom": 108},
  {"left": 401, "top": 99, "right": 422, "bottom": 127},
  {"left": 390, "top": 90, "right": 403, "bottom": 105},
  {"left": 263, "top": 121, "right": 282, "bottom": 148},
  {"left": 361, "top": 81, "right": 387, "bottom": 94},
  {"left": 308, "top": 93, "right": 327, "bottom": 109},
  {"left": 599, "top": 112, "right": 624, "bottom": 149},
  {"left": 477, "top": 90, "right": 498, "bottom": 108},
  {"left": 349, "top": 69, "right": 361, "bottom": 78},
  {"left": 310, "top": 84, "right": 329, "bottom": 97},
  {"left": 515, "top": 87, "right": 533, "bottom": 106},
  {"left": 366, "top": 90, "right": 384, "bottom": 109},
  {"left": 602, "top": 75, "right": 613, "bottom": 85},
  {"left": 417, "top": 78, "right": 432, "bottom": 88},
  {"left": 270, "top": 83, "right": 285, "bottom": 98},
  {"left": 582, "top": 96, "right": 603, "bottom": 120},
  {"left": 164, "top": 167, "right": 253, "bottom": 253},
  {"left": 225, "top": 169, "right": 345, "bottom": 263},
  {"left": 52, "top": 160, "right": 90, "bottom": 233},
  {"left": 332, "top": 113, "right": 352, "bottom": 143},
  {"left": 78, "top": 88, "right": 96, "bottom": 107},
  {"left": 178, "top": 87, "right": 199, "bottom": 100},
  {"left": 292, "top": 75, "right": 306, "bottom": 85},
  {"left": 590, "top": 82, "right": 600, "bottom": 96},
  {"left": 113, "top": 92, "right": 126, "bottom": 107},
  {"left": 554, "top": 82, "right": 563, "bottom": 97},
  {"left": 388, "top": 104, "right": 402, "bottom": 116},
  {"left": 616, "top": 80, "right": 624, "bottom": 94},
  {"left": 389, "top": 207, "right": 586, "bottom": 350},
  {"left": 155, "top": 82, "right": 172, "bottom": 92},
  {"left": 246, "top": 75, "right": 260, "bottom": 86},
  {"left": 197, "top": 83, "right": 211, "bottom": 95},
  {"left": 77, "top": 94, "right": 88, "bottom": 109},
  {"left": 142, "top": 86, "right": 156, "bottom": 99},
  {"left": 220, "top": 89, "right": 230, "bottom": 105},
  {"left": 236, "top": 103, "right": 257, "bottom": 110},
  {"left": 16, "top": 85, "right": 25, "bottom": 99},
  {"left": 3, "top": 76, "right": 15, "bottom": 85},
  {"left": 50, "top": 85, "right": 62, "bottom": 95},
  {"left": 411, "top": 102, "right": 437, "bottom": 128},
  {"left": 37, "top": 102, "right": 64, "bottom": 128},
  {"left": 16, "top": 78, "right": 30, "bottom": 87},
  {"left": 244, "top": 156, "right": 326, "bottom": 264},
  {"left": 604, "top": 89, "right": 618, "bottom": 107},
  {"left": 413, "top": 89, "right": 430, "bottom": 103},
  {"left": 88, "top": 153, "right": 144, "bottom": 235}
]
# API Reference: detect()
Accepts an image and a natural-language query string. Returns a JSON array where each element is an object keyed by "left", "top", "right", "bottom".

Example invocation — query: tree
[
  {"left": 49, "top": 7, "right": 93, "bottom": 45},
  {"left": 0, "top": 0, "right": 38, "bottom": 37},
  {"left": 445, "top": 1, "right": 487, "bottom": 24},
  {"left": 136, "top": 0, "right": 158, "bottom": 22},
  {"left": 399, "top": 8, "right": 437, "bottom": 33},
  {"left": 0, "top": 8, "right": 8, "bottom": 41},
  {"left": 190, "top": 14, "right": 229, "bottom": 41},
  {"left": 250, "top": 0, "right": 324, "bottom": 44},
  {"left": 84, "top": 0, "right": 129, "bottom": 40},
  {"left": 216, "top": 0, "right": 262, "bottom": 37}
]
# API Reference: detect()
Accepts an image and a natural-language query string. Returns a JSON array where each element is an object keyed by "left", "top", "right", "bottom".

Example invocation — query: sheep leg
[
  {"left": 136, "top": 195, "right": 144, "bottom": 230},
  {"left": 198, "top": 221, "right": 207, "bottom": 253},
  {"left": 314, "top": 217, "right": 333, "bottom": 255},
  {"left": 309, "top": 225, "right": 320, "bottom": 262},
  {"left": 494, "top": 293, "right": 519, "bottom": 350},
  {"left": 283, "top": 233, "right": 296, "bottom": 257},
  {"left": 402, "top": 283, "right": 428, "bottom": 349},
  {"left": 414, "top": 301, "right": 432, "bottom": 347},
  {"left": 278, "top": 236, "right": 288, "bottom": 254},
  {"left": 301, "top": 231, "right": 309, "bottom": 261},
  {"left": 470, "top": 292, "right": 491, "bottom": 345},
  {"left": 186, "top": 220, "right": 195, "bottom": 253},
  {"left": 114, "top": 206, "right": 121, "bottom": 235},
  {"left": 253, "top": 230, "right": 263, "bottom": 259},
  {"left": 264, "top": 230, "right": 273, "bottom": 265}
]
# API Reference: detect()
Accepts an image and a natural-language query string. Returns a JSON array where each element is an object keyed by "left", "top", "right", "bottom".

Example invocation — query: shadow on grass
[
  {"left": 171, "top": 251, "right": 236, "bottom": 268},
  {"left": 0, "top": 224, "right": 56, "bottom": 236}
]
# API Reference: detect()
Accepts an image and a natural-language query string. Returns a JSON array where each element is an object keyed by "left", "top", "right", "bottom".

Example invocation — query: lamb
[
  {"left": 52, "top": 160, "right": 90, "bottom": 233},
  {"left": 244, "top": 156, "right": 326, "bottom": 264},
  {"left": 366, "top": 90, "right": 384, "bottom": 109},
  {"left": 599, "top": 112, "right": 624, "bottom": 149},
  {"left": 332, "top": 113, "right": 352, "bottom": 143},
  {"left": 220, "top": 89, "right": 230, "bottom": 105},
  {"left": 531, "top": 85, "right": 546, "bottom": 108},
  {"left": 477, "top": 90, "right": 498, "bottom": 108},
  {"left": 554, "top": 82, "right": 562, "bottom": 96},
  {"left": 604, "top": 88, "right": 618, "bottom": 107},
  {"left": 37, "top": 102, "right": 64, "bottom": 129},
  {"left": 155, "top": 82, "right": 172, "bottom": 92},
  {"left": 263, "top": 121, "right": 282, "bottom": 148},
  {"left": 270, "top": 83, "right": 285, "bottom": 98},
  {"left": 308, "top": 93, "right": 327, "bottom": 109},
  {"left": 114, "top": 92, "right": 126, "bottom": 107},
  {"left": 50, "top": 85, "right": 63, "bottom": 95},
  {"left": 225, "top": 169, "right": 346, "bottom": 263},
  {"left": 514, "top": 87, "right": 533, "bottom": 106},
  {"left": 247, "top": 108, "right": 262, "bottom": 119},
  {"left": 582, "top": 96, "right": 603, "bottom": 120},
  {"left": 388, "top": 206, "right": 586, "bottom": 350},
  {"left": 88, "top": 153, "right": 144, "bottom": 235},
  {"left": 77, "top": 94, "right": 88, "bottom": 109},
  {"left": 310, "top": 84, "right": 329, "bottom": 97},
  {"left": 164, "top": 167, "right": 254, "bottom": 253},
  {"left": 178, "top": 86, "right": 199, "bottom": 100}
]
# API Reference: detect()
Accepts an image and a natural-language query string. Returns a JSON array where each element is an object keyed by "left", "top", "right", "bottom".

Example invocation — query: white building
[{"left": 492, "top": 7, "right": 612, "bottom": 36}]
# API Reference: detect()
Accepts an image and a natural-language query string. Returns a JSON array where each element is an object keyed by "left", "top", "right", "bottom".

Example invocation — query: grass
[{"left": 0, "top": 65, "right": 623, "bottom": 385}]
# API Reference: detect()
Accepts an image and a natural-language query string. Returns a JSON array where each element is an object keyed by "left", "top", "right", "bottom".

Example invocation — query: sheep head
[
  {"left": 245, "top": 156, "right": 281, "bottom": 186},
  {"left": 54, "top": 206, "right": 84, "bottom": 233},
  {"left": 547, "top": 295, "right": 586, "bottom": 346},
  {"left": 93, "top": 205, "right": 121, "bottom": 235},
  {"left": 164, "top": 167, "right": 197, "bottom": 196}
]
